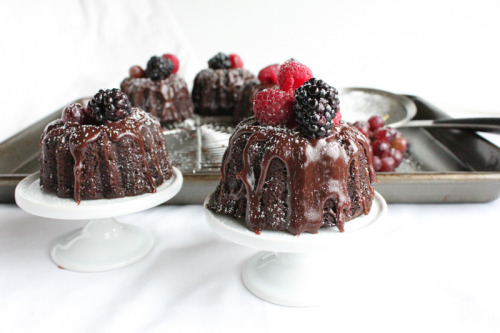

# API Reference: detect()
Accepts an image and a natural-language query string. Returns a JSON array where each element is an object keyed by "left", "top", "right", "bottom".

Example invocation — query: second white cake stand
[
  {"left": 15, "top": 167, "right": 183, "bottom": 272},
  {"left": 204, "top": 192, "right": 387, "bottom": 307}
]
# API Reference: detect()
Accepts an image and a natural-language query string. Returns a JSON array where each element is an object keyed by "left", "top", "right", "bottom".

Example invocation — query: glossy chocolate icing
[
  {"left": 192, "top": 68, "right": 255, "bottom": 116},
  {"left": 121, "top": 74, "right": 193, "bottom": 124},
  {"left": 209, "top": 117, "right": 377, "bottom": 235},
  {"left": 40, "top": 109, "right": 172, "bottom": 203}
]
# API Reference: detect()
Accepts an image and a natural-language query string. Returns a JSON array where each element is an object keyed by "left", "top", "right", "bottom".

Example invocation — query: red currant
[
  {"left": 380, "top": 156, "right": 396, "bottom": 172},
  {"left": 372, "top": 155, "right": 382, "bottom": 171},
  {"left": 391, "top": 136, "right": 408, "bottom": 153},
  {"left": 372, "top": 140, "right": 391, "bottom": 157},
  {"left": 372, "top": 128, "right": 391, "bottom": 143},
  {"left": 61, "top": 103, "right": 87, "bottom": 124},
  {"left": 391, "top": 148, "right": 404, "bottom": 166},
  {"left": 368, "top": 115, "right": 385, "bottom": 130},
  {"left": 129, "top": 66, "right": 145, "bottom": 78}
]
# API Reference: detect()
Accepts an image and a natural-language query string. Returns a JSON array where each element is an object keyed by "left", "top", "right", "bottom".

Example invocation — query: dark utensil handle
[{"left": 433, "top": 118, "right": 500, "bottom": 133}]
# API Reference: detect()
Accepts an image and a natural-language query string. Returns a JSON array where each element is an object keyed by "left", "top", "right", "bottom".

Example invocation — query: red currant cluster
[{"left": 353, "top": 115, "right": 409, "bottom": 172}]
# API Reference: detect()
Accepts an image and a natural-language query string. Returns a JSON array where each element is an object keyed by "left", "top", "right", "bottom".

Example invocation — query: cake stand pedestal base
[
  {"left": 205, "top": 191, "right": 387, "bottom": 307},
  {"left": 51, "top": 217, "right": 153, "bottom": 272},
  {"left": 242, "top": 251, "right": 332, "bottom": 306},
  {"left": 15, "top": 168, "right": 183, "bottom": 272}
]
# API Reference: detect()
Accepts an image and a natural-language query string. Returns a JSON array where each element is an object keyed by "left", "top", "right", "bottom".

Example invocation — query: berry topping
[
  {"left": 258, "top": 64, "right": 280, "bottom": 85},
  {"left": 87, "top": 89, "right": 131, "bottom": 123},
  {"left": 162, "top": 54, "right": 179, "bottom": 73},
  {"left": 229, "top": 54, "right": 244, "bottom": 68},
  {"left": 61, "top": 103, "right": 88, "bottom": 124},
  {"left": 368, "top": 115, "right": 385, "bottom": 130},
  {"left": 145, "top": 56, "right": 174, "bottom": 81},
  {"left": 208, "top": 52, "right": 231, "bottom": 70},
  {"left": 353, "top": 114, "right": 409, "bottom": 172},
  {"left": 293, "top": 78, "right": 340, "bottom": 139},
  {"left": 391, "top": 136, "right": 408, "bottom": 152},
  {"left": 253, "top": 89, "right": 294, "bottom": 126},
  {"left": 380, "top": 156, "right": 396, "bottom": 172},
  {"left": 129, "top": 65, "right": 145, "bottom": 79},
  {"left": 277, "top": 61, "right": 313, "bottom": 91}
]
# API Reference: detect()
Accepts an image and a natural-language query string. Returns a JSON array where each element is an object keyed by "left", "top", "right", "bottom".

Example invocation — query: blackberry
[
  {"left": 208, "top": 52, "right": 231, "bottom": 70},
  {"left": 293, "top": 78, "right": 340, "bottom": 139},
  {"left": 145, "top": 56, "right": 174, "bottom": 81},
  {"left": 87, "top": 89, "right": 131, "bottom": 122}
]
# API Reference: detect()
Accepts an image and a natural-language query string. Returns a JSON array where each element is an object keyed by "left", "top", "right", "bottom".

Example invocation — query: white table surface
[{"left": 1, "top": 0, "right": 500, "bottom": 332}]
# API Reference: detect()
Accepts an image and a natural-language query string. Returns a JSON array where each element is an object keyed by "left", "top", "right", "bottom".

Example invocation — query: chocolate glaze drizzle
[
  {"left": 121, "top": 74, "right": 194, "bottom": 124},
  {"left": 213, "top": 118, "right": 377, "bottom": 235},
  {"left": 40, "top": 109, "right": 170, "bottom": 203}
]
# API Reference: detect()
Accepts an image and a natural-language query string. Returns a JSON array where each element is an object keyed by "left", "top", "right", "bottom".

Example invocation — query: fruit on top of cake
[
  {"left": 145, "top": 56, "right": 174, "bottom": 81},
  {"left": 229, "top": 54, "right": 244, "bottom": 68},
  {"left": 208, "top": 52, "right": 232, "bottom": 69},
  {"left": 293, "top": 78, "right": 341, "bottom": 139},
  {"left": 87, "top": 88, "right": 132, "bottom": 123},
  {"left": 129, "top": 65, "right": 145, "bottom": 79},
  {"left": 253, "top": 89, "right": 294, "bottom": 126},
  {"left": 61, "top": 103, "right": 89, "bottom": 124},
  {"left": 353, "top": 115, "right": 409, "bottom": 172},
  {"left": 257, "top": 64, "right": 280, "bottom": 85},
  {"left": 162, "top": 53, "right": 179, "bottom": 73},
  {"left": 252, "top": 61, "right": 343, "bottom": 139},
  {"left": 128, "top": 54, "right": 180, "bottom": 79},
  {"left": 277, "top": 60, "right": 313, "bottom": 91}
]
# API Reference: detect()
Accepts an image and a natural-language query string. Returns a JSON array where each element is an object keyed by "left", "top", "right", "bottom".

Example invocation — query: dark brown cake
[
  {"left": 40, "top": 108, "right": 173, "bottom": 203},
  {"left": 208, "top": 117, "right": 377, "bottom": 235},
  {"left": 234, "top": 79, "right": 279, "bottom": 120},
  {"left": 191, "top": 68, "right": 255, "bottom": 116},
  {"left": 121, "top": 74, "right": 194, "bottom": 124}
]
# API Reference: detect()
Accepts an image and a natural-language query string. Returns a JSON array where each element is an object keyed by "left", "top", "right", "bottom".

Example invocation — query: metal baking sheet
[{"left": 1, "top": 88, "right": 500, "bottom": 204}]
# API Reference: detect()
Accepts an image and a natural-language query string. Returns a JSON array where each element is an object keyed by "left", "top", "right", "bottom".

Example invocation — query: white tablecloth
[{"left": 1, "top": 1, "right": 500, "bottom": 332}]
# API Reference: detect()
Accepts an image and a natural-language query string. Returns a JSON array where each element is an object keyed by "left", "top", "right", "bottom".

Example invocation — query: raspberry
[
  {"left": 277, "top": 61, "right": 313, "bottom": 91},
  {"left": 293, "top": 78, "right": 340, "bottom": 139},
  {"left": 253, "top": 89, "right": 294, "bottom": 126},
  {"left": 145, "top": 56, "right": 174, "bottom": 80},
  {"left": 87, "top": 89, "right": 131, "bottom": 123},
  {"left": 208, "top": 52, "right": 231, "bottom": 69},
  {"left": 229, "top": 54, "right": 244, "bottom": 68},
  {"left": 162, "top": 54, "right": 179, "bottom": 73},
  {"left": 129, "top": 66, "right": 145, "bottom": 79},
  {"left": 333, "top": 111, "right": 342, "bottom": 126},
  {"left": 258, "top": 64, "right": 280, "bottom": 85}
]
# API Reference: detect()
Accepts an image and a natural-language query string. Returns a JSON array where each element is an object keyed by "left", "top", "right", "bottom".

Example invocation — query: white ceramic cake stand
[
  {"left": 204, "top": 192, "right": 387, "bottom": 307},
  {"left": 15, "top": 167, "right": 183, "bottom": 272}
]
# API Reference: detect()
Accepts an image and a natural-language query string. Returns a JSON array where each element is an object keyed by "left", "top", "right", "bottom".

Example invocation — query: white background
[{"left": 1, "top": 1, "right": 500, "bottom": 332}]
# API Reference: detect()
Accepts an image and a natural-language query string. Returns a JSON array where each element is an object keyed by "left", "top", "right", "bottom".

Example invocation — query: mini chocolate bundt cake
[
  {"left": 192, "top": 52, "right": 255, "bottom": 116},
  {"left": 121, "top": 55, "right": 194, "bottom": 124},
  {"left": 208, "top": 118, "right": 376, "bottom": 235},
  {"left": 208, "top": 63, "right": 377, "bottom": 235},
  {"left": 40, "top": 89, "right": 173, "bottom": 203}
]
